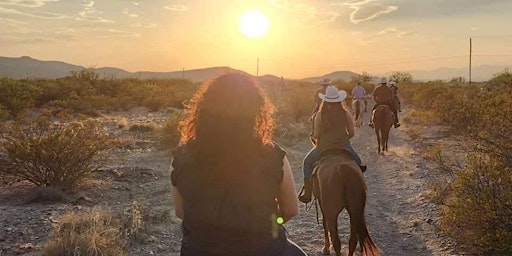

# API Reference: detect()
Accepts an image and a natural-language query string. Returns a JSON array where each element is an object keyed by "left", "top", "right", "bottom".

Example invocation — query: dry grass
[{"left": 43, "top": 206, "right": 125, "bottom": 256}]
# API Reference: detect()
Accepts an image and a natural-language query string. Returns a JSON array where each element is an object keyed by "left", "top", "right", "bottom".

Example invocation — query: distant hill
[
  {"left": 300, "top": 71, "right": 360, "bottom": 83},
  {"left": 0, "top": 56, "right": 84, "bottom": 79},
  {"left": 1, "top": 56, "right": 509, "bottom": 82},
  {"left": 0, "top": 56, "right": 241, "bottom": 83}
]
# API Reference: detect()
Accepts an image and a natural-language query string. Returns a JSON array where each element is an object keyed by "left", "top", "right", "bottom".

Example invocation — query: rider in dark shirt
[{"left": 369, "top": 77, "right": 400, "bottom": 128}]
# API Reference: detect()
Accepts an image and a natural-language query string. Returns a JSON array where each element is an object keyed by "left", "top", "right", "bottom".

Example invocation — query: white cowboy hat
[
  {"left": 320, "top": 78, "right": 332, "bottom": 85},
  {"left": 318, "top": 85, "right": 347, "bottom": 103},
  {"left": 389, "top": 81, "right": 396, "bottom": 85},
  {"left": 380, "top": 77, "right": 388, "bottom": 84}
]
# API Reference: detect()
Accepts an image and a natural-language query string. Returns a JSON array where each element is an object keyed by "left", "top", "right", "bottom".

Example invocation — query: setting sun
[{"left": 239, "top": 10, "right": 270, "bottom": 39}]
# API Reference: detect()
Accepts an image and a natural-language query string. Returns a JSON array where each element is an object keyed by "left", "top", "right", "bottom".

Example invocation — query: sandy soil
[{"left": 0, "top": 106, "right": 461, "bottom": 256}]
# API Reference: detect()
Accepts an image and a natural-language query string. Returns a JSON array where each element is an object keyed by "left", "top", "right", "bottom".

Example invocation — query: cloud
[
  {"left": 360, "top": 26, "right": 413, "bottom": 43},
  {"left": 164, "top": 4, "right": 187, "bottom": 12},
  {"left": 130, "top": 23, "right": 157, "bottom": 28},
  {"left": 122, "top": 9, "right": 139, "bottom": 18},
  {"left": 0, "top": 5, "right": 67, "bottom": 19},
  {"left": 81, "top": 0, "right": 94, "bottom": 7},
  {"left": 0, "top": 0, "right": 58, "bottom": 8},
  {"left": 336, "top": 0, "right": 398, "bottom": 24},
  {"left": 95, "top": 29, "right": 140, "bottom": 38},
  {"left": 76, "top": 1, "right": 114, "bottom": 23},
  {"left": 29, "top": 12, "right": 67, "bottom": 19}
]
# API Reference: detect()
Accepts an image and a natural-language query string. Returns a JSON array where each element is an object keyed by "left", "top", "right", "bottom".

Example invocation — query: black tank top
[{"left": 171, "top": 142, "right": 285, "bottom": 256}]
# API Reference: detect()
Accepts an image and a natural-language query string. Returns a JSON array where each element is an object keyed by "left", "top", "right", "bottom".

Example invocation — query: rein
[{"left": 303, "top": 196, "right": 321, "bottom": 225}]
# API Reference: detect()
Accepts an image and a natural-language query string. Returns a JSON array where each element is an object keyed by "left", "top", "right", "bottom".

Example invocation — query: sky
[{"left": 1, "top": 0, "right": 512, "bottom": 79}]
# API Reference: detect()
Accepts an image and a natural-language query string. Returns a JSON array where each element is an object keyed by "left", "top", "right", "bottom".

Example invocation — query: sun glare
[{"left": 239, "top": 10, "right": 269, "bottom": 39}]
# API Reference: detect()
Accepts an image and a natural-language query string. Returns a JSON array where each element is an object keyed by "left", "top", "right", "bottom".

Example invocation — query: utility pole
[
  {"left": 182, "top": 68, "right": 185, "bottom": 80},
  {"left": 469, "top": 38, "right": 472, "bottom": 85},
  {"left": 256, "top": 58, "right": 259, "bottom": 76}
]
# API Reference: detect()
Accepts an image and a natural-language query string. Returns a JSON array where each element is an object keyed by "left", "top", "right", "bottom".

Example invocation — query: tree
[{"left": 389, "top": 72, "right": 413, "bottom": 84}]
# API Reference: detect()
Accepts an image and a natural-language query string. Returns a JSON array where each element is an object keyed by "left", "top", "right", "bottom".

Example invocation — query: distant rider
[
  {"left": 351, "top": 82, "right": 368, "bottom": 112},
  {"left": 369, "top": 77, "right": 400, "bottom": 128}
]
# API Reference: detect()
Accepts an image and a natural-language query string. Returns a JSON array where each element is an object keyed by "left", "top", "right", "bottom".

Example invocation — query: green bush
[
  {"left": 0, "top": 115, "right": 110, "bottom": 190},
  {"left": 440, "top": 153, "right": 512, "bottom": 255}
]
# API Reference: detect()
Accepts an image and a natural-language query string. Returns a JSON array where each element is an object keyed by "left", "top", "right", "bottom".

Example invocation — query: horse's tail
[
  {"left": 345, "top": 167, "right": 382, "bottom": 256},
  {"left": 358, "top": 222, "right": 382, "bottom": 256}
]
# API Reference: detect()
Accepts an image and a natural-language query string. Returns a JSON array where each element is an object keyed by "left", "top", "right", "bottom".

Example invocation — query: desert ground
[{"left": 0, "top": 105, "right": 462, "bottom": 256}]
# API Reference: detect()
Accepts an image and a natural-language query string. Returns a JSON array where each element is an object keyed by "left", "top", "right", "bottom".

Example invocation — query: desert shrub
[
  {"left": 0, "top": 114, "right": 110, "bottom": 190},
  {"left": 158, "top": 109, "right": 183, "bottom": 149},
  {"left": 43, "top": 206, "right": 125, "bottom": 256},
  {"left": 274, "top": 120, "right": 310, "bottom": 146},
  {"left": 470, "top": 92, "right": 512, "bottom": 165},
  {"left": 128, "top": 123, "right": 155, "bottom": 133},
  {"left": 0, "top": 77, "right": 42, "bottom": 117},
  {"left": 279, "top": 82, "right": 317, "bottom": 121},
  {"left": 440, "top": 153, "right": 512, "bottom": 255}
]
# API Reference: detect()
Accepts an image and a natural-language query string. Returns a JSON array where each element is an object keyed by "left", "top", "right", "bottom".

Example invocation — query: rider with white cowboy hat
[{"left": 299, "top": 85, "right": 366, "bottom": 204}]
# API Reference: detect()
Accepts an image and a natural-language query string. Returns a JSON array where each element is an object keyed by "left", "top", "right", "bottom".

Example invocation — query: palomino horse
[
  {"left": 312, "top": 151, "right": 381, "bottom": 256},
  {"left": 372, "top": 105, "right": 395, "bottom": 153},
  {"left": 352, "top": 98, "right": 365, "bottom": 127}
]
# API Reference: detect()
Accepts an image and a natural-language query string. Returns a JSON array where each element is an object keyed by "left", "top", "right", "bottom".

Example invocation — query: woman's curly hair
[{"left": 179, "top": 72, "right": 274, "bottom": 156}]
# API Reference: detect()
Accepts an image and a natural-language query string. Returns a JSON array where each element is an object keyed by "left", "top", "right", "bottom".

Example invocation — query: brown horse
[
  {"left": 371, "top": 105, "right": 395, "bottom": 153},
  {"left": 352, "top": 98, "right": 365, "bottom": 127},
  {"left": 312, "top": 152, "right": 381, "bottom": 256}
]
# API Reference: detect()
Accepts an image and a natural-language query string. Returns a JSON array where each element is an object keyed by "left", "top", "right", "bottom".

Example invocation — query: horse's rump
[
  {"left": 312, "top": 154, "right": 380, "bottom": 256},
  {"left": 313, "top": 155, "right": 365, "bottom": 202}
]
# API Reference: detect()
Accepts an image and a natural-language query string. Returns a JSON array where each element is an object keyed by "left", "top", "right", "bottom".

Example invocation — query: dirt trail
[
  {"left": 0, "top": 107, "right": 458, "bottom": 256},
  {"left": 284, "top": 107, "right": 457, "bottom": 256}
]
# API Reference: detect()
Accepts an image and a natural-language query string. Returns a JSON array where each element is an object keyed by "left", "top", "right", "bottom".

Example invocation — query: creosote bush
[
  {"left": 399, "top": 70, "right": 512, "bottom": 254},
  {"left": 0, "top": 114, "right": 110, "bottom": 190},
  {"left": 43, "top": 207, "right": 125, "bottom": 256},
  {"left": 440, "top": 153, "right": 512, "bottom": 255}
]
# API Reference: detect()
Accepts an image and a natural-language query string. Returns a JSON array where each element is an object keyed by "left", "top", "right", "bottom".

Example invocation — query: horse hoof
[{"left": 322, "top": 247, "right": 330, "bottom": 255}]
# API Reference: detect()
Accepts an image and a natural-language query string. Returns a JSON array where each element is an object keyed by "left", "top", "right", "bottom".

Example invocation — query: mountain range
[{"left": 0, "top": 56, "right": 508, "bottom": 83}]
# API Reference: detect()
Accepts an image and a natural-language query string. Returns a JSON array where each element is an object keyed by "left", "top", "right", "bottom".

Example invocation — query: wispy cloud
[
  {"left": 360, "top": 26, "right": 413, "bottom": 43},
  {"left": 76, "top": 0, "right": 114, "bottom": 23},
  {"left": 336, "top": 0, "right": 398, "bottom": 24},
  {"left": 164, "top": 4, "right": 187, "bottom": 12},
  {"left": 96, "top": 29, "right": 140, "bottom": 38},
  {"left": 122, "top": 8, "right": 139, "bottom": 18},
  {"left": 130, "top": 23, "right": 157, "bottom": 28},
  {"left": 81, "top": 0, "right": 94, "bottom": 8},
  {"left": 0, "top": 0, "right": 59, "bottom": 8},
  {"left": 0, "top": 5, "right": 66, "bottom": 19}
]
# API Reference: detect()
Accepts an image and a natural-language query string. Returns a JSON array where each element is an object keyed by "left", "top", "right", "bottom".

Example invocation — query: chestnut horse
[
  {"left": 352, "top": 98, "right": 365, "bottom": 127},
  {"left": 371, "top": 105, "right": 395, "bottom": 153},
  {"left": 312, "top": 152, "right": 381, "bottom": 256}
]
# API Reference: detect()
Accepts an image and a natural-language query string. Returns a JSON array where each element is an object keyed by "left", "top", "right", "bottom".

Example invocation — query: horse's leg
[
  {"left": 322, "top": 212, "right": 331, "bottom": 255},
  {"left": 383, "top": 126, "right": 390, "bottom": 151},
  {"left": 326, "top": 210, "right": 343, "bottom": 256},
  {"left": 375, "top": 128, "right": 381, "bottom": 153}
]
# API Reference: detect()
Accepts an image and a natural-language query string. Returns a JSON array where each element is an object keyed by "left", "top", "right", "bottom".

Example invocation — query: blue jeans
[
  {"left": 302, "top": 143, "right": 362, "bottom": 179},
  {"left": 180, "top": 226, "right": 307, "bottom": 256}
]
